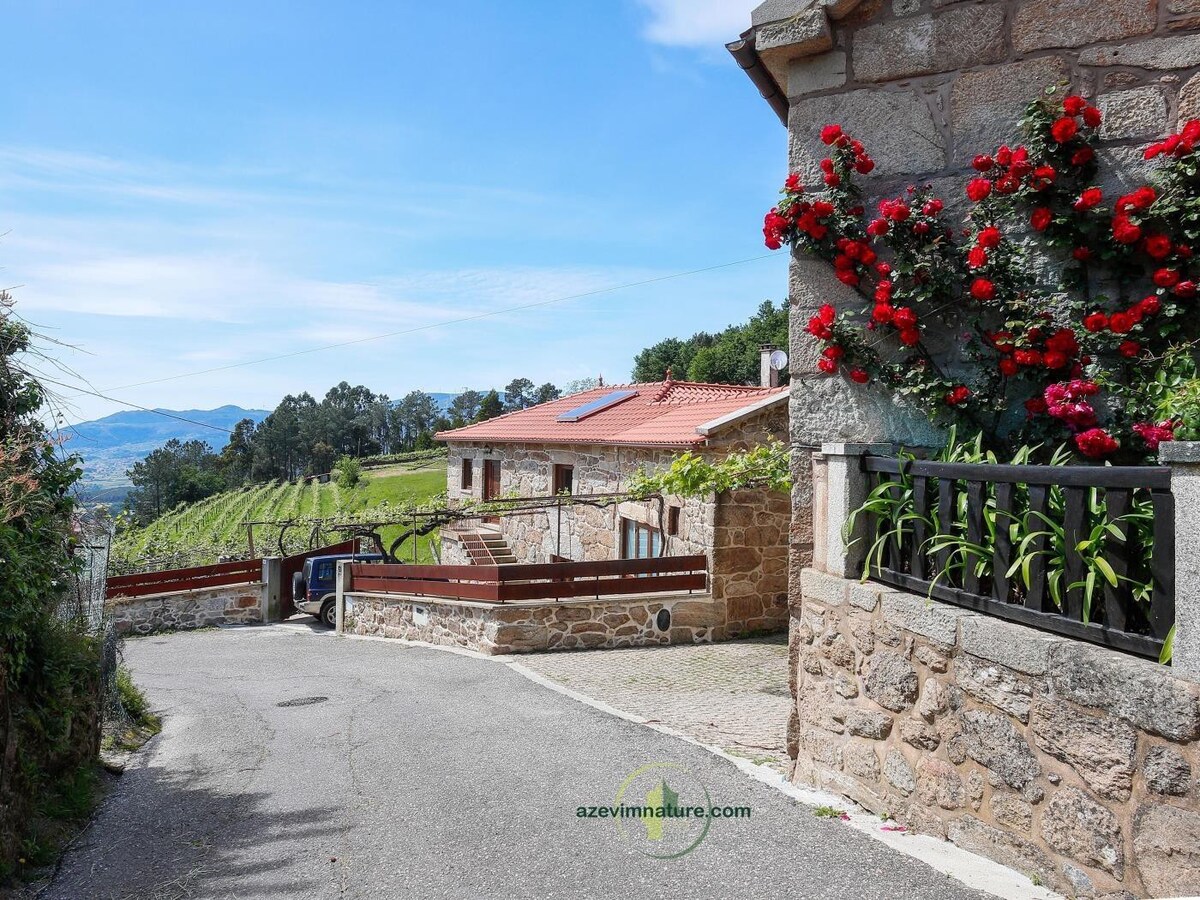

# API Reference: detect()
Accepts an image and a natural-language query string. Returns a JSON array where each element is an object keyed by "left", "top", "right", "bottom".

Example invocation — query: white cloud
[{"left": 637, "top": 0, "right": 759, "bottom": 48}]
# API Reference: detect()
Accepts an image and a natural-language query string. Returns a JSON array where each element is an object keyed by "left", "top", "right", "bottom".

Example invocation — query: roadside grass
[
  {"left": 101, "top": 666, "right": 162, "bottom": 754},
  {"left": 10, "top": 763, "right": 107, "bottom": 881}
]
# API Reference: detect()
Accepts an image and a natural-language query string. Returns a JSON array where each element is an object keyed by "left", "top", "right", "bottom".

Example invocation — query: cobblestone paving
[{"left": 516, "top": 635, "right": 792, "bottom": 771}]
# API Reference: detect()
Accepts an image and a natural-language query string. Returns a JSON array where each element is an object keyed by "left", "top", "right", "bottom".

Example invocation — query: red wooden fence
[
  {"left": 106, "top": 558, "right": 263, "bottom": 600},
  {"left": 347, "top": 555, "right": 708, "bottom": 603},
  {"left": 106, "top": 541, "right": 361, "bottom": 603}
]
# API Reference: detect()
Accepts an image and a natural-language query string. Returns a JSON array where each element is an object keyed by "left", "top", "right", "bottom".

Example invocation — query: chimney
[{"left": 760, "top": 344, "right": 780, "bottom": 388}]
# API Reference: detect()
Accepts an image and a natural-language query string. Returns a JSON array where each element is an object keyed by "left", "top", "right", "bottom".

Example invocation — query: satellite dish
[{"left": 769, "top": 349, "right": 789, "bottom": 371}]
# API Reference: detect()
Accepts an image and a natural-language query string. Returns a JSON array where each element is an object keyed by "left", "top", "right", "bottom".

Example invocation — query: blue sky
[{"left": 2, "top": 0, "right": 786, "bottom": 424}]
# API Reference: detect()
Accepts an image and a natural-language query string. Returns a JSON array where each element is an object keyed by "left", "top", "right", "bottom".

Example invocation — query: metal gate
[{"left": 280, "top": 540, "right": 357, "bottom": 618}]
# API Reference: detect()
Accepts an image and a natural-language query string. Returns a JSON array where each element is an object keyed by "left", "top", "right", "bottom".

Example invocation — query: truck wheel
[{"left": 319, "top": 600, "right": 336, "bottom": 629}]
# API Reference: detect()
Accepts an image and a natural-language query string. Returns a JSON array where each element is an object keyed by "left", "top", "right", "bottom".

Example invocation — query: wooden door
[{"left": 482, "top": 460, "right": 501, "bottom": 523}]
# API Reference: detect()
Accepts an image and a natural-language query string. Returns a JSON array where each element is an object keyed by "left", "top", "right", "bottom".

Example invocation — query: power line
[{"left": 86, "top": 254, "right": 778, "bottom": 394}]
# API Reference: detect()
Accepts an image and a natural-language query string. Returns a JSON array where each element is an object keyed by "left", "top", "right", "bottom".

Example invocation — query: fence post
[
  {"left": 260, "top": 557, "right": 282, "bottom": 623},
  {"left": 819, "top": 443, "right": 891, "bottom": 579},
  {"left": 1161, "top": 442, "right": 1200, "bottom": 679},
  {"left": 335, "top": 559, "right": 347, "bottom": 635}
]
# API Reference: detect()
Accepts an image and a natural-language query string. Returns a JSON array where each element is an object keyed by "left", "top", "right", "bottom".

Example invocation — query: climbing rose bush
[{"left": 763, "top": 89, "right": 1200, "bottom": 462}]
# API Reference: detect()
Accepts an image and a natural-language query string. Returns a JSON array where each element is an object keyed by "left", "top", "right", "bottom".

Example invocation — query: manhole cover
[{"left": 276, "top": 696, "right": 328, "bottom": 708}]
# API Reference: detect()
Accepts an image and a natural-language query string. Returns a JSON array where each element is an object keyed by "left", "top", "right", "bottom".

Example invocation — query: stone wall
[
  {"left": 791, "top": 568, "right": 1200, "bottom": 898},
  {"left": 107, "top": 583, "right": 265, "bottom": 635},
  {"left": 346, "top": 591, "right": 723, "bottom": 654},
  {"left": 441, "top": 402, "right": 790, "bottom": 636}
]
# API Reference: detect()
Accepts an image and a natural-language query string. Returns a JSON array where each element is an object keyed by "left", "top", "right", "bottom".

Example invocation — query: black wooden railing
[{"left": 859, "top": 456, "right": 1174, "bottom": 660}]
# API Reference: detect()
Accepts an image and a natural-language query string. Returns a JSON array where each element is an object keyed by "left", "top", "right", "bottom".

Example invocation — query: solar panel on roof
[{"left": 556, "top": 390, "right": 639, "bottom": 423}]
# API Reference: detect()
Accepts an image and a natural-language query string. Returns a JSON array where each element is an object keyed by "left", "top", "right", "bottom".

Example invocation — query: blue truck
[{"left": 292, "top": 552, "right": 384, "bottom": 627}]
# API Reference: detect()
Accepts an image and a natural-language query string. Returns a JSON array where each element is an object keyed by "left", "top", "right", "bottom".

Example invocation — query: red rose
[
  {"left": 872, "top": 304, "right": 894, "bottom": 324},
  {"left": 849, "top": 368, "right": 869, "bottom": 384},
  {"left": 996, "top": 145, "right": 1013, "bottom": 166},
  {"left": 1083, "top": 312, "right": 1109, "bottom": 332},
  {"left": 1063, "top": 95, "right": 1087, "bottom": 116},
  {"left": 817, "top": 357, "right": 837, "bottom": 373},
  {"left": 1031, "top": 207, "right": 1052, "bottom": 231},
  {"left": 1143, "top": 233, "right": 1173, "bottom": 260},
  {"left": 970, "top": 277, "right": 996, "bottom": 301},
  {"left": 1025, "top": 397, "right": 1048, "bottom": 415},
  {"left": 1046, "top": 328, "right": 1079, "bottom": 355},
  {"left": 1031, "top": 165, "right": 1057, "bottom": 189},
  {"left": 824, "top": 173, "right": 841, "bottom": 187},
  {"left": 835, "top": 269, "right": 859, "bottom": 286},
  {"left": 972, "top": 154, "right": 994, "bottom": 172},
  {"left": 966, "top": 178, "right": 993, "bottom": 202},
  {"left": 822, "top": 345, "right": 845, "bottom": 360},
  {"left": 1014, "top": 349, "right": 1042, "bottom": 366},
  {"left": 1109, "top": 312, "right": 1134, "bottom": 333},
  {"left": 892, "top": 307, "right": 918, "bottom": 329},
  {"left": 1139, "top": 295, "right": 1162, "bottom": 316},
  {"left": 854, "top": 156, "right": 875, "bottom": 174},
  {"left": 1119, "top": 340, "right": 1141, "bottom": 358},
  {"left": 898, "top": 327, "right": 921, "bottom": 346},
  {"left": 1176, "top": 280, "right": 1197, "bottom": 298},
  {"left": 1051, "top": 117, "right": 1079, "bottom": 143},
  {"left": 867, "top": 218, "right": 889, "bottom": 236},
  {"left": 1082, "top": 106, "right": 1102, "bottom": 128},
  {"left": 1075, "top": 427, "right": 1119, "bottom": 458},
  {"left": 1071, "top": 146, "right": 1095, "bottom": 166},
  {"left": 820, "top": 124, "right": 843, "bottom": 145},
  {"left": 1153, "top": 268, "right": 1180, "bottom": 288},
  {"left": 944, "top": 385, "right": 971, "bottom": 406},
  {"left": 995, "top": 174, "right": 1020, "bottom": 194},
  {"left": 978, "top": 226, "right": 1001, "bottom": 249},
  {"left": 999, "top": 357, "right": 1019, "bottom": 377},
  {"left": 1073, "top": 187, "right": 1103, "bottom": 211},
  {"left": 1112, "top": 214, "right": 1142, "bottom": 245},
  {"left": 1043, "top": 351, "right": 1068, "bottom": 370},
  {"left": 968, "top": 246, "right": 988, "bottom": 269},
  {"left": 923, "top": 198, "right": 944, "bottom": 216},
  {"left": 784, "top": 173, "right": 802, "bottom": 191},
  {"left": 1072, "top": 247, "right": 1092, "bottom": 261}
]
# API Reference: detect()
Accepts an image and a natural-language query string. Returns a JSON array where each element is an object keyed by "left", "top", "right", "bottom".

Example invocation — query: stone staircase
[{"left": 460, "top": 530, "right": 518, "bottom": 565}]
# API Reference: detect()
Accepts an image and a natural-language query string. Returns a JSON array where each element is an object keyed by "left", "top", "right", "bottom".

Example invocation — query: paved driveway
[{"left": 46, "top": 626, "right": 1000, "bottom": 900}]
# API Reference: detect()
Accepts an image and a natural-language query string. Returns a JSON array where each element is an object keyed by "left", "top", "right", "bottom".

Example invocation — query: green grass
[{"left": 112, "top": 463, "right": 447, "bottom": 567}]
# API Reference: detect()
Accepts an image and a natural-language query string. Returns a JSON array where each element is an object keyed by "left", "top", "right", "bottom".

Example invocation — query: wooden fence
[
  {"left": 347, "top": 555, "right": 708, "bottom": 603},
  {"left": 860, "top": 456, "right": 1173, "bottom": 659},
  {"left": 106, "top": 558, "right": 263, "bottom": 600}
]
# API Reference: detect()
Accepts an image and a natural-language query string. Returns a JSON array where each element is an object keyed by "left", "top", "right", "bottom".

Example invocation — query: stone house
[
  {"left": 434, "top": 370, "right": 791, "bottom": 638},
  {"left": 731, "top": 1, "right": 1200, "bottom": 896}
]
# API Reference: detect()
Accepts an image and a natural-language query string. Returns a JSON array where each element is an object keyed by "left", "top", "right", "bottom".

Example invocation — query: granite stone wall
[
  {"left": 107, "top": 583, "right": 265, "bottom": 635},
  {"left": 346, "top": 591, "right": 723, "bottom": 654},
  {"left": 791, "top": 568, "right": 1200, "bottom": 897}
]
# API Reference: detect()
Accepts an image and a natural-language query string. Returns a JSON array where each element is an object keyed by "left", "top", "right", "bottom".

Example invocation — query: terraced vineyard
[{"left": 112, "top": 461, "right": 447, "bottom": 572}]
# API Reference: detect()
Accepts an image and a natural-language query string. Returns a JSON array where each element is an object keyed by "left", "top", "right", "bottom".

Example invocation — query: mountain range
[
  {"left": 68, "top": 395, "right": 461, "bottom": 504},
  {"left": 66, "top": 405, "right": 271, "bottom": 504}
]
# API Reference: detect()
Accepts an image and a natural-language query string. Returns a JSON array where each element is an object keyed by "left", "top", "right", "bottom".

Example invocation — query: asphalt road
[{"left": 46, "top": 625, "right": 997, "bottom": 900}]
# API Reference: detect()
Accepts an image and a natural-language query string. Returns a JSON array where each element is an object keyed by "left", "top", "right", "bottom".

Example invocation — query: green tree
[
  {"left": 475, "top": 390, "right": 504, "bottom": 422},
  {"left": 533, "top": 382, "right": 561, "bottom": 405},
  {"left": 630, "top": 300, "right": 788, "bottom": 385},
  {"left": 447, "top": 389, "right": 483, "bottom": 427},
  {"left": 503, "top": 377, "right": 536, "bottom": 411}
]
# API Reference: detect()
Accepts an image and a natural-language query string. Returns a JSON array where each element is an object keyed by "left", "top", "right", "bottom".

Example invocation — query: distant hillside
[{"left": 66, "top": 405, "right": 270, "bottom": 502}]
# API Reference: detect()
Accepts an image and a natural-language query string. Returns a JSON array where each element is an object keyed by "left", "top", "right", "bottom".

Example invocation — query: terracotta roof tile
[{"left": 435, "top": 381, "right": 787, "bottom": 447}]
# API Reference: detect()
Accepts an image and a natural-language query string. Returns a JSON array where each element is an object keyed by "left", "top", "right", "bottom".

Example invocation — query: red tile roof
[{"left": 436, "top": 380, "right": 788, "bottom": 448}]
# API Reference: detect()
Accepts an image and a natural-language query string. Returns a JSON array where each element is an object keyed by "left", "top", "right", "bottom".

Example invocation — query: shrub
[{"left": 333, "top": 455, "right": 362, "bottom": 490}]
